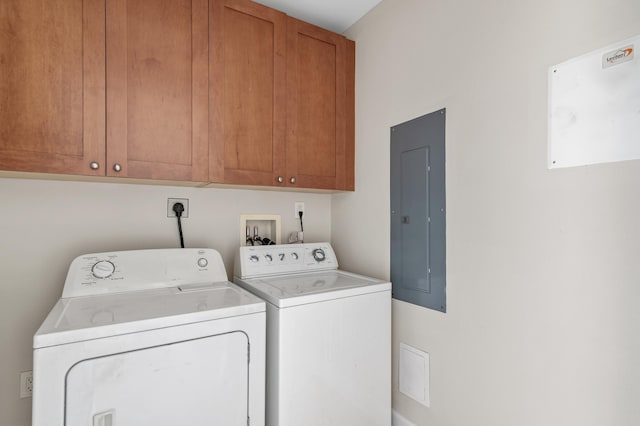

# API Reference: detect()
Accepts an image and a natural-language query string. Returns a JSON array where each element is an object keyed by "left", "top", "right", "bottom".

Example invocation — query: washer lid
[
  {"left": 235, "top": 270, "right": 391, "bottom": 308},
  {"left": 34, "top": 281, "right": 265, "bottom": 348}
]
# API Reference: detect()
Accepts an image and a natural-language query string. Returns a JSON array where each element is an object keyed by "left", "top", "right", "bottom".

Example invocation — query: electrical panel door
[{"left": 390, "top": 109, "right": 446, "bottom": 312}]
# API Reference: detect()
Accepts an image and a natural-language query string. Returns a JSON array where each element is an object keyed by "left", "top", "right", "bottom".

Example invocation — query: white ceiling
[{"left": 253, "top": 0, "right": 382, "bottom": 33}]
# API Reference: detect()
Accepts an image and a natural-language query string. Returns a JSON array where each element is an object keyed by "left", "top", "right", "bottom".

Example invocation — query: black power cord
[
  {"left": 298, "top": 210, "right": 304, "bottom": 243},
  {"left": 173, "top": 202, "right": 185, "bottom": 248}
]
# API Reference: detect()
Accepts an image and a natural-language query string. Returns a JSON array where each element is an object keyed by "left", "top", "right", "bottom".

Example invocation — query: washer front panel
[{"left": 267, "top": 290, "right": 391, "bottom": 425}]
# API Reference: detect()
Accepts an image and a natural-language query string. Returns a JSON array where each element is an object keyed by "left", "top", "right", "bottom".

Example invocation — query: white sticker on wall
[{"left": 548, "top": 34, "right": 640, "bottom": 169}]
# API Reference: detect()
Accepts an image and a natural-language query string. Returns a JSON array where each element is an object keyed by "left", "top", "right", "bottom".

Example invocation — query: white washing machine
[
  {"left": 234, "top": 243, "right": 391, "bottom": 426},
  {"left": 33, "top": 248, "right": 266, "bottom": 426}
]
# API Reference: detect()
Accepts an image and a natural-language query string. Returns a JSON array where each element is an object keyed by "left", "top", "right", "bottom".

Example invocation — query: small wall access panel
[
  {"left": 548, "top": 34, "right": 640, "bottom": 168},
  {"left": 390, "top": 109, "right": 446, "bottom": 312},
  {"left": 399, "top": 343, "right": 430, "bottom": 407}
]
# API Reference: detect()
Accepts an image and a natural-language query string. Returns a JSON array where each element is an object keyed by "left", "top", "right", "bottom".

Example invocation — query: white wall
[
  {"left": 0, "top": 177, "right": 331, "bottom": 426},
  {"left": 334, "top": 0, "right": 640, "bottom": 425}
]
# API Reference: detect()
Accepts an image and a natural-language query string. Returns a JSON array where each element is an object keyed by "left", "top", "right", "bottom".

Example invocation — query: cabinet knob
[
  {"left": 289, "top": 177, "right": 296, "bottom": 184},
  {"left": 276, "top": 176, "right": 284, "bottom": 183},
  {"left": 90, "top": 162, "right": 100, "bottom": 170},
  {"left": 113, "top": 163, "right": 122, "bottom": 172}
]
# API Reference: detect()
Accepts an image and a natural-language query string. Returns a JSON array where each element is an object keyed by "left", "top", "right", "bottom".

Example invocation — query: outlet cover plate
[
  {"left": 167, "top": 198, "right": 189, "bottom": 218},
  {"left": 20, "top": 371, "right": 32, "bottom": 398}
]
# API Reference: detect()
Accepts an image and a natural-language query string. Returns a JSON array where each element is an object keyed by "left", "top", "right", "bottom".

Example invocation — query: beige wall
[
  {"left": 334, "top": 0, "right": 640, "bottom": 425},
  {"left": 0, "top": 177, "right": 331, "bottom": 426},
  {"left": 4, "top": 1, "right": 640, "bottom": 424}
]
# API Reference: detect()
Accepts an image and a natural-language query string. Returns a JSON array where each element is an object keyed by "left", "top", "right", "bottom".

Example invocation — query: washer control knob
[
  {"left": 197, "top": 258, "right": 208, "bottom": 268},
  {"left": 291, "top": 252, "right": 299, "bottom": 260},
  {"left": 312, "top": 248, "right": 326, "bottom": 262},
  {"left": 92, "top": 260, "right": 115, "bottom": 279},
  {"left": 249, "top": 255, "right": 259, "bottom": 263},
  {"left": 279, "top": 253, "right": 285, "bottom": 261},
  {"left": 265, "top": 254, "right": 273, "bottom": 262}
]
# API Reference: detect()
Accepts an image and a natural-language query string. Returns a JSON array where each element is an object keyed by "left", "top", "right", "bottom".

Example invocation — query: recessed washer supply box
[{"left": 240, "top": 214, "right": 281, "bottom": 246}]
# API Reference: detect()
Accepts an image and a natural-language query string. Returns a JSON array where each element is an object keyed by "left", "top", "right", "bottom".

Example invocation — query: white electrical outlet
[
  {"left": 20, "top": 371, "right": 33, "bottom": 398},
  {"left": 294, "top": 201, "right": 305, "bottom": 218},
  {"left": 167, "top": 198, "right": 189, "bottom": 218}
]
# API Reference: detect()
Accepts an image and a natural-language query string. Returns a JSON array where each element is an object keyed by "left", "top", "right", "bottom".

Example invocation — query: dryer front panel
[{"left": 65, "top": 332, "right": 249, "bottom": 426}]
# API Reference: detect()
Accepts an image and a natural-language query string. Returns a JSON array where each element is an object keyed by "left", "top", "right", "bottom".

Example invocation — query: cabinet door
[
  {"left": 106, "top": 0, "right": 209, "bottom": 181},
  {"left": 210, "top": 0, "right": 286, "bottom": 186},
  {"left": 286, "top": 18, "right": 355, "bottom": 190},
  {"left": 0, "top": 0, "right": 105, "bottom": 176}
]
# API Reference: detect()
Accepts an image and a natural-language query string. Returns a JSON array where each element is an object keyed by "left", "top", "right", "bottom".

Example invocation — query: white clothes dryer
[
  {"left": 234, "top": 243, "right": 391, "bottom": 426},
  {"left": 33, "top": 248, "right": 265, "bottom": 426}
]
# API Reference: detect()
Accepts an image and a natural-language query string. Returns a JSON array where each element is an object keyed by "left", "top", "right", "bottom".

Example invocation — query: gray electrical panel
[{"left": 390, "top": 109, "right": 446, "bottom": 312}]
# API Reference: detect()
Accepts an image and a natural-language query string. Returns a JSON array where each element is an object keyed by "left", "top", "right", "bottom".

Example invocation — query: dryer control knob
[
  {"left": 92, "top": 260, "right": 115, "bottom": 279},
  {"left": 249, "top": 255, "right": 259, "bottom": 263},
  {"left": 265, "top": 254, "right": 273, "bottom": 262},
  {"left": 197, "top": 258, "right": 208, "bottom": 268},
  {"left": 291, "top": 252, "right": 299, "bottom": 260}
]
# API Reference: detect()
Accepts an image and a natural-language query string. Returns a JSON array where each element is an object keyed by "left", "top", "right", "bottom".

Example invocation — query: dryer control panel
[
  {"left": 62, "top": 249, "right": 228, "bottom": 298},
  {"left": 234, "top": 243, "right": 338, "bottom": 279}
]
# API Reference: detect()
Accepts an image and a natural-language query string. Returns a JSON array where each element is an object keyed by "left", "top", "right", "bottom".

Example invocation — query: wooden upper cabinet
[
  {"left": 209, "top": 0, "right": 286, "bottom": 186},
  {"left": 0, "top": 0, "right": 105, "bottom": 176},
  {"left": 105, "top": 0, "right": 209, "bottom": 181},
  {"left": 286, "top": 18, "right": 355, "bottom": 190},
  {"left": 1, "top": 0, "right": 354, "bottom": 189}
]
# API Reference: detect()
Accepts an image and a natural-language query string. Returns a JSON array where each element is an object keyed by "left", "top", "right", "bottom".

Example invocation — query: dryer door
[{"left": 65, "top": 331, "right": 249, "bottom": 426}]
